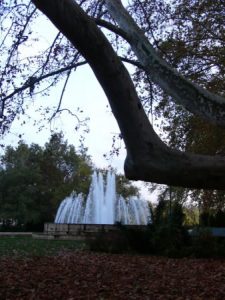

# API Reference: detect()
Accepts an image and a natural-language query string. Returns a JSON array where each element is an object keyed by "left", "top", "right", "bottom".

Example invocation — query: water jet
[
  {"left": 38, "top": 171, "right": 151, "bottom": 240},
  {"left": 54, "top": 171, "right": 151, "bottom": 225}
]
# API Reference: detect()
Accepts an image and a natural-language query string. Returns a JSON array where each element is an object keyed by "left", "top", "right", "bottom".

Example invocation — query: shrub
[
  {"left": 86, "top": 230, "right": 130, "bottom": 253},
  {"left": 119, "top": 225, "right": 155, "bottom": 254}
]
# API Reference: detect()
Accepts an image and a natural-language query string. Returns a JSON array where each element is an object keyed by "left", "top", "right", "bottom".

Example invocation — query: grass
[{"left": 0, "top": 236, "right": 86, "bottom": 257}]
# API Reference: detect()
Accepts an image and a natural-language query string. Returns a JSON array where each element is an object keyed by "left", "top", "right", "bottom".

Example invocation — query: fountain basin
[{"left": 32, "top": 222, "right": 149, "bottom": 240}]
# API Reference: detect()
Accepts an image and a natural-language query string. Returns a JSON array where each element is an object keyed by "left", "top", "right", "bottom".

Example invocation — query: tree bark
[
  {"left": 105, "top": 0, "right": 225, "bottom": 128},
  {"left": 31, "top": 0, "right": 225, "bottom": 189}
]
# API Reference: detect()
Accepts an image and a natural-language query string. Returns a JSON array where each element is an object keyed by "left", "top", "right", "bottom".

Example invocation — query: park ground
[{"left": 0, "top": 237, "right": 225, "bottom": 299}]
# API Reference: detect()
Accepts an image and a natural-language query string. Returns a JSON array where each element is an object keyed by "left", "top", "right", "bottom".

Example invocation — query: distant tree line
[
  {"left": 0, "top": 133, "right": 140, "bottom": 231},
  {"left": 0, "top": 133, "right": 93, "bottom": 230}
]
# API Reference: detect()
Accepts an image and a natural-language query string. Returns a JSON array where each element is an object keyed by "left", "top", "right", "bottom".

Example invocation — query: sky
[
  {"left": 3, "top": 63, "right": 157, "bottom": 201},
  {"left": 4, "top": 64, "right": 125, "bottom": 170},
  {"left": 1, "top": 3, "right": 158, "bottom": 202}
]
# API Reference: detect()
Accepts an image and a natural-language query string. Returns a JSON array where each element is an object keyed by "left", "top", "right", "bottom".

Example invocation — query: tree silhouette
[{"left": 2, "top": 0, "right": 225, "bottom": 189}]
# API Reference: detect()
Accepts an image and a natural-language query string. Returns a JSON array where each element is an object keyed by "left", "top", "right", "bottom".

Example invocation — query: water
[{"left": 54, "top": 171, "right": 151, "bottom": 225}]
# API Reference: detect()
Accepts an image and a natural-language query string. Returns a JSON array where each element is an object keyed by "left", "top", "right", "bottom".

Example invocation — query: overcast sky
[
  {"left": 1, "top": 5, "right": 158, "bottom": 202},
  {"left": 4, "top": 65, "right": 126, "bottom": 171}
]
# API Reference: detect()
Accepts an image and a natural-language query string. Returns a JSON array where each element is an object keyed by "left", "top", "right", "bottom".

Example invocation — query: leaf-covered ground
[{"left": 1, "top": 251, "right": 225, "bottom": 299}]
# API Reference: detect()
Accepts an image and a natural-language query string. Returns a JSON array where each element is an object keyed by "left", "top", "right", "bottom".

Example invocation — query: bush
[
  {"left": 187, "top": 228, "right": 225, "bottom": 258},
  {"left": 119, "top": 225, "right": 155, "bottom": 254},
  {"left": 191, "top": 232, "right": 217, "bottom": 258},
  {"left": 152, "top": 224, "right": 190, "bottom": 257},
  {"left": 213, "top": 210, "right": 225, "bottom": 227},
  {"left": 86, "top": 230, "right": 130, "bottom": 253},
  {"left": 200, "top": 210, "right": 225, "bottom": 227},
  {"left": 86, "top": 225, "right": 155, "bottom": 254},
  {"left": 87, "top": 224, "right": 225, "bottom": 258},
  {"left": 87, "top": 198, "right": 225, "bottom": 258}
]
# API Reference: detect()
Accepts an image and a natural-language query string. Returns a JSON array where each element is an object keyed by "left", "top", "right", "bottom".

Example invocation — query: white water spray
[{"left": 54, "top": 171, "right": 151, "bottom": 225}]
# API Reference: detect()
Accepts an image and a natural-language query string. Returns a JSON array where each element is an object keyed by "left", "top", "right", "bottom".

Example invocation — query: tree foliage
[
  {"left": 0, "top": 132, "right": 140, "bottom": 229},
  {"left": 116, "top": 174, "right": 139, "bottom": 198},
  {"left": 2, "top": 0, "right": 225, "bottom": 189},
  {"left": 143, "top": 0, "right": 225, "bottom": 210},
  {"left": 0, "top": 133, "right": 93, "bottom": 228}
]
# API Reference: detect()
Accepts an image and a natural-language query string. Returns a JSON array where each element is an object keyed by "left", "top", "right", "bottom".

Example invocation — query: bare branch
[
  {"left": 1, "top": 60, "right": 87, "bottom": 104},
  {"left": 38, "top": 32, "right": 61, "bottom": 77},
  {"left": 49, "top": 69, "right": 72, "bottom": 121}
]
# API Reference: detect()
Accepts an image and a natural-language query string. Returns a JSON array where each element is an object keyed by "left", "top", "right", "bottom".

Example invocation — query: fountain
[
  {"left": 34, "top": 171, "right": 151, "bottom": 240},
  {"left": 54, "top": 171, "right": 151, "bottom": 225}
]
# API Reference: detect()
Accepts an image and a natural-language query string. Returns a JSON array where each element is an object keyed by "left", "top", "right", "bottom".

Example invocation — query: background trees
[
  {"left": 1, "top": 1, "right": 225, "bottom": 189},
  {"left": 0, "top": 133, "right": 93, "bottom": 229},
  {"left": 0, "top": 132, "right": 140, "bottom": 230},
  {"left": 142, "top": 0, "right": 225, "bottom": 214}
]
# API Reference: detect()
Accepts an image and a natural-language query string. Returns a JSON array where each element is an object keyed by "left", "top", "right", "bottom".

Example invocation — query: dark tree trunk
[{"left": 31, "top": 0, "right": 225, "bottom": 189}]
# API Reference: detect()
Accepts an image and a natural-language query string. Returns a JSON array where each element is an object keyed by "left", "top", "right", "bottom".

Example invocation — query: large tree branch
[
  {"left": 31, "top": 0, "right": 225, "bottom": 189},
  {"left": 105, "top": 0, "right": 225, "bottom": 128}
]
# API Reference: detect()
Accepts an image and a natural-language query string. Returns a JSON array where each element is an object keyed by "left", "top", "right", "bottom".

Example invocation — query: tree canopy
[
  {"left": 0, "top": 133, "right": 140, "bottom": 228},
  {"left": 1, "top": 0, "right": 225, "bottom": 189},
  {"left": 0, "top": 133, "right": 93, "bottom": 228}
]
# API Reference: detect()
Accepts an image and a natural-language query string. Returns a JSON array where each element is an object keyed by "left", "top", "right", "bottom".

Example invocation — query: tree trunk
[{"left": 31, "top": 0, "right": 225, "bottom": 189}]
